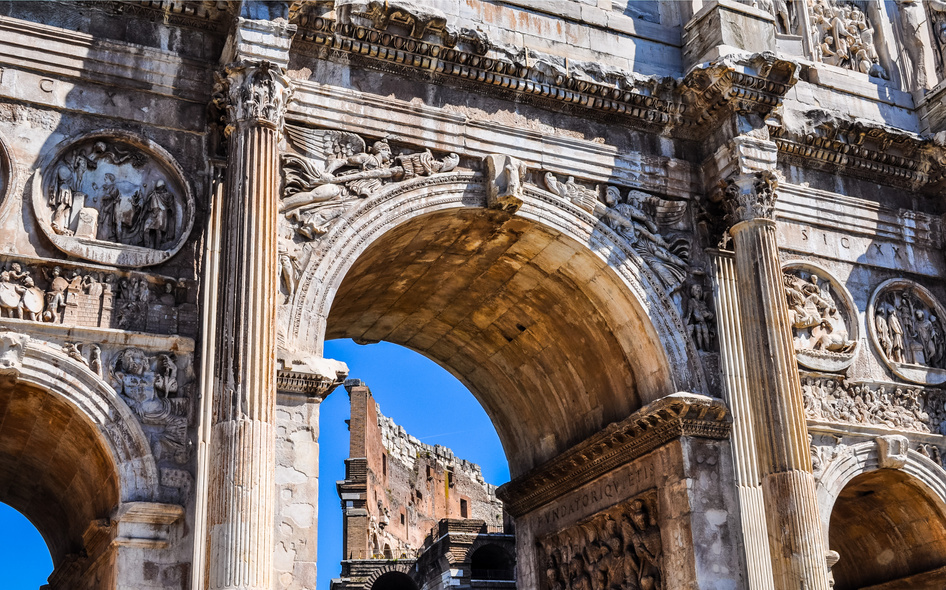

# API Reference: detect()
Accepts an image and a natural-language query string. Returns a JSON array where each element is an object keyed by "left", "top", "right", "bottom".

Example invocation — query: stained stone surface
[{"left": 0, "top": 0, "right": 945, "bottom": 589}]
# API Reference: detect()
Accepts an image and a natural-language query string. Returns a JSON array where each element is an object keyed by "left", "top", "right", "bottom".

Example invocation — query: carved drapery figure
[
  {"left": 113, "top": 347, "right": 190, "bottom": 464},
  {"left": 808, "top": 0, "right": 887, "bottom": 78},
  {"left": 783, "top": 270, "right": 855, "bottom": 354},
  {"left": 686, "top": 283, "right": 715, "bottom": 351},
  {"left": 872, "top": 285, "right": 946, "bottom": 369},
  {"left": 538, "top": 493, "right": 662, "bottom": 590},
  {"left": 897, "top": 0, "right": 930, "bottom": 89},
  {"left": 758, "top": 0, "right": 798, "bottom": 35},
  {"left": 280, "top": 127, "right": 459, "bottom": 239}
]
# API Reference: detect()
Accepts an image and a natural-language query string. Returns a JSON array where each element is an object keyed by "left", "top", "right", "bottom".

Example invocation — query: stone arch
[
  {"left": 469, "top": 542, "right": 515, "bottom": 580},
  {"left": 364, "top": 564, "right": 417, "bottom": 590},
  {"left": 0, "top": 333, "right": 159, "bottom": 566},
  {"left": 816, "top": 440, "right": 946, "bottom": 588},
  {"left": 286, "top": 172, "right": 706, "bottom": 476}
]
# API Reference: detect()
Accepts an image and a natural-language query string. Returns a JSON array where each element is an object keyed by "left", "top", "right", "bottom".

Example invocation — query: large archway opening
[
  {"left": 0, "top": 381, "right": 120, "bottom": 584},
  {"left": 0, "top": 502, "right": 52, "bottom": 587},
  {"left": 829, "top": 469, "right": 946, "bottom": 589},
  {"left": 324, "top": 207, "right": 678, "bottom": 476}
]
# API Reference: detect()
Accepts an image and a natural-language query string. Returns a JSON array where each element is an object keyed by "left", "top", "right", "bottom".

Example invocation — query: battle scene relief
[{"left": 538, "top": 492, "right": 662, "bottom": 590}]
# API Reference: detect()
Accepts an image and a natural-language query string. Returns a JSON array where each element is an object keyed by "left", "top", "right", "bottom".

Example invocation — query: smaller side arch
[
  {"left": 14, "top": 336, "right": 161, "bottom": 503},
  {"left": 364, "top": 564, "right": 417, "bottom": 590}
]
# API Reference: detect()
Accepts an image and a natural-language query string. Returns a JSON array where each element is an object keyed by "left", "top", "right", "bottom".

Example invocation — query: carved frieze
[
  {"left": 801, "top": 373, "right": 946, "bottom": 435},
  {"left": 537, "top": 491, "right": 662, "bottom": 590},
  {"left": 808, "top": 0, "right": 887, "bottom": 79},
  {"left": 0, "top": 257, "right": 197, "bottom": 338},
  {"left": 32, "top": 131, "right": 195, "bottom": 268},
  {"left": 783, "top": 263, "right": 857, "bottom": 372},
  {"left": 280, "top": 125, "right": 459, "bottom": 239},
  {"left": 868, "top": 279, "right": 946, "bottom": 385}
]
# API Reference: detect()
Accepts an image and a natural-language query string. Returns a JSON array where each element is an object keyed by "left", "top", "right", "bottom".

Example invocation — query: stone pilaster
[
  {"left": 274, "top": 352, "right": 348, "bottom": 589},
  {"left": 206, "top": 60, "right": 291, "bottom": 590},
  {"left": 723, "top": 168, "right": 831, "bottom": 590}
]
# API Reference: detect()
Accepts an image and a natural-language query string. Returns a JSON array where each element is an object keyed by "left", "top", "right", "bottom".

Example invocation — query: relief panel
[
  {"left": 32, "top": 131, "right": 195, "bottom": 267},
  {"left": 783, "top": 262, "right": 857, "bottom": 372},
  {"left": 868, "top": 279, "right": 946, "bottom": 385}
]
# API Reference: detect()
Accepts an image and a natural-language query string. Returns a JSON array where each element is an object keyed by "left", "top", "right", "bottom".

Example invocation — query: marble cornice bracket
[
  {"left": 276, "top": 349, "right": 349, "bottom": 399},
  {"left": 768, "top": 117, "right": 946, "bottom": 193},
  {"left": 496, "top": 393, "right": 731, "bottom": 517},
  {"left": 679, "top": 52, "right": 798, "bottom": 134},
  {"left": 75, "top": 1, "right": 233, "bottom": 33}
]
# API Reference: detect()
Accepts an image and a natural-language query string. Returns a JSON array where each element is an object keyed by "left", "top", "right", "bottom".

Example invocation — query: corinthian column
[
  {"left": 724, "top": 170, "right": 830, "bottom": 590},
  {"left": 206, "top": 60, "right": 290, "bottom": 590}
]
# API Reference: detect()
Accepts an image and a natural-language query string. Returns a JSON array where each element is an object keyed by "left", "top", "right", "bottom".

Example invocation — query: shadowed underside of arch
[
  {"left": 324, "top": 205, "right": 680, "bottom": 476},
  {"left": 830, "top": 469, "right": 946, "bottom": 590},
  {"left": 0, "top": 382, "right": 119, "bottom": 566}
]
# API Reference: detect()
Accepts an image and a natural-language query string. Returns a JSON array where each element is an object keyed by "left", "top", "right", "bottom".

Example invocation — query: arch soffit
[
  {"left": 816, "top": 440, "right": 946, "bottom": 541},
  {"left": 14, "top": 338, "right": 160, "bottom": 503},
  {"left": 287, "top": 172, "right": 707, "bottom": 399}
]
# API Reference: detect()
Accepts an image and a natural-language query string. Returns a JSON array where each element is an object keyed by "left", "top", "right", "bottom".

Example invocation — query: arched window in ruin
[
  {"left": 371, "top": 571, "right": 417, "bottom": 590},
  {"left": 470, "top": 543, "right": 514, "bottom": 581},
  {"left": 828, "top": 469, "right": 946, "bottom": 589}
]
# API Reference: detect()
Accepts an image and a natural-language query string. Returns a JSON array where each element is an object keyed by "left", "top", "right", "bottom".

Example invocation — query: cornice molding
[
  {"left": 293, "top": 17, "right": 796, "bottom": 139},
  {"left": 769, "top": 119, "right": 946, "bottom": 193},
  {"left": 496, "top": 393, "right": 731, "bottom": 517}
]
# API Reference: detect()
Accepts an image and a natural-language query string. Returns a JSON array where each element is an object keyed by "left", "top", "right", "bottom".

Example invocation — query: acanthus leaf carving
[
  {"left": 212, "top": 60, "right": 291, "bottom": 133},
  {"left": 721, "top": 170, "right": 778, "bottom": 226}
]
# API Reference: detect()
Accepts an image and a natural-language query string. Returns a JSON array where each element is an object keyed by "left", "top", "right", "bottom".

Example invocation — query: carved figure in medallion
[
  {"left": 784, "top": 271, "right": 854, "bottom": 353},
  {"left": 34, "top": 133, "right": 194, "bottom": 268},
  {"left": 870, "top": 282, "right": 946, "bottom": 381}
]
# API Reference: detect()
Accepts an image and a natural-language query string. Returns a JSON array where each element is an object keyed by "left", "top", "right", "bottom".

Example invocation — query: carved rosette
[
  {"left": 214, "top": 60, "right": 291, "bottom": 134},
  {"left": 537, "top": 491, "right": 662, "bottom": 590},
  {"left": 868, "top": 279, "right": 946, "bottom": 385},
  {"left": 783, "top": 262, "right": 858, "bottom": 372},
  {"left": 722, "top": 170, "right": 778, "bottom": 226},
  {"left": 32, "top": 131, "right": 195, "bottom": 268}
]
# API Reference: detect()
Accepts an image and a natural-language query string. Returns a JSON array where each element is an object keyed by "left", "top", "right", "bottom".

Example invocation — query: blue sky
[{"left": 0, "top": 339, "right": 508, "bottom": 589}]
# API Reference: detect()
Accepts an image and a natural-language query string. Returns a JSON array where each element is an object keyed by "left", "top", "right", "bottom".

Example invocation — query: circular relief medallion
[
  {"left": 32, "top": 131, "right": 194, "bottom": 267},
  {"left": 868, "top": 279, "right": 946, "bottom": 385},
  {"left": 783, "top": 262, "right": 858, "bottom": 372}
]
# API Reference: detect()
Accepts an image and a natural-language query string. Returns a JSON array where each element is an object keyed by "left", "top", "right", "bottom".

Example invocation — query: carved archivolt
[
  {"left": 537, "top": 491, "right": 662, "bottom": 590},
  {"left": 32, "top": 131, "right": 195, "bottom": 267},
  {"left": 868, "top": 279, "right": 946, "bottom": 385},
  {"left": 783, "top": 262, "right": 858, "bottom": 372}
]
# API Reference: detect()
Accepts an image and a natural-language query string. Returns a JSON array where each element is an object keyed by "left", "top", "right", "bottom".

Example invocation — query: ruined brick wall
[{"left": 344, "top": 383, "right": 504, "bottom": 560}]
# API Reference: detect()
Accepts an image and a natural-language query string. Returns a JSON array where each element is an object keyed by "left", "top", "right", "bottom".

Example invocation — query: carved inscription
[{"left": 539, "top": 491, "right": 662, "bottom": 590}]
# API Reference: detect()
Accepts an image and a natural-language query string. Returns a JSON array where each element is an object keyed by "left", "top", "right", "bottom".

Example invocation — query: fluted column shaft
[
  {"left": 207, "top": 61, "right": 289, "bottom": 590},
  {"left": 730, "top": 214, "right": 830, "bottom": 590}
]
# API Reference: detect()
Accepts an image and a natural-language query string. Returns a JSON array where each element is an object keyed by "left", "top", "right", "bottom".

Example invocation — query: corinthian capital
[
  {"left": 721, "top": 169, "right": 779, "bottom": 226},
  {"left": 213, "top": 60, "right": 291, "bottom": 134}
]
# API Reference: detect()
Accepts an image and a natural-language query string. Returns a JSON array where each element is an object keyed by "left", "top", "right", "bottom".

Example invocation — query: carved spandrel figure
[
  {"left": 600, "top": 188, "right": 689, "bottom": 294},
  {"left": 113, "top": 348, "right": 189, "bottom": 464},
  {"left": 281, "top": 127, "right": 458, "bottom": 239}
]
